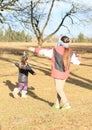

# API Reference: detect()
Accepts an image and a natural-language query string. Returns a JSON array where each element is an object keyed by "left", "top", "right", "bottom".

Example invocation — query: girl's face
[
  {"left": 62, "top": 38, "right": 70, "bottom": 48},
  {"left": 63, "top": 38, "right": 70, "bottom": 43}
]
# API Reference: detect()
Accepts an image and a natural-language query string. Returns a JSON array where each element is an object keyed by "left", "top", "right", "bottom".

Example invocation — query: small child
[{"left": 13, "top": 54, "right": 36, "bottom": 98}]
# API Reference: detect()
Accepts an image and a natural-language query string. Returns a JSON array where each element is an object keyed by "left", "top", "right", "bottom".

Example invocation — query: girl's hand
[
  {"left": 76, "top": 54, "right": 81, "bottom": 61},
  {"left": 71, "top": 53, "right": 81, "bottom": 65},
  {"left": 28, "top": 47, "right": 35, "bottom": 52}
]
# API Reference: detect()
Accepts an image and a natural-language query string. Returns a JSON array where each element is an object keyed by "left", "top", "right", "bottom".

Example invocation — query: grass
[{"left": 0, "top": 42, "right": 92, "bottom": 130}]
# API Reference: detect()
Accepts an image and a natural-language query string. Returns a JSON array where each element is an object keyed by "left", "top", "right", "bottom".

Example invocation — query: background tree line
[
  {"left": 0, "top": 0, "right": 92, "bottom": 46},
  {"left": 0, "top": 27, "right": 32, "bottom": 42},
  {"left": 0, "top": 28, "right": 92, "bottom": 43},
  {"left": 72, "top": 33, "right": 92, "bottom": 43}
]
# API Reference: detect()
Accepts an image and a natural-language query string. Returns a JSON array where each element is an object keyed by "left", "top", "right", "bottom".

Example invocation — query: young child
[{"left": 13, "top": 54, "right": 36, "bottom": 98}]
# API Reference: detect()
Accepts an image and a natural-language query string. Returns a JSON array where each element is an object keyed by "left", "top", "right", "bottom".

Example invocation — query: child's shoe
[
  {"left": 13, "top": 88, "right": 20, "bottom": 98},
  {"left": 60, "top": 105, "right": 71, "bottom": 110},
  {"left": 52, "top": 104, "right": 60, "bottom": 109},
  {"left": 21, "top": 90, "right": 27, "bottom": 98}
]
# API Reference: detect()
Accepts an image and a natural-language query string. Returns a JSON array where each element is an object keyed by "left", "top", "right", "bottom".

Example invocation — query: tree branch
[
  {"left": 30, "top": 1, "right": 41, "bottom": 38},
  {"left": 42, "top": 0, "right": 55, "bottom": 34},
  {"left": 44, "top": 4, "right": 77, "bottom": 41}
]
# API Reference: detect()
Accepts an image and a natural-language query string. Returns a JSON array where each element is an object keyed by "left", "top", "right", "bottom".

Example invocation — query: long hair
[
  {"left": 63, "top": 48, "right": 71, "bottom": 71},
  {"left": 61, "top": 36, "right": 71, "bottom": 71}
]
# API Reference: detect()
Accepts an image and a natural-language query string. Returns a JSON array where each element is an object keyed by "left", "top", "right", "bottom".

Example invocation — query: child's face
[{"left": 64, "top": 38, "right": 70, "bottom": 43}]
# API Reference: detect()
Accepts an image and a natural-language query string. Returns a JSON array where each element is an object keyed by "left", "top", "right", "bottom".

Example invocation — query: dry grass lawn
[{"left": 0, "top": 42, "right": 92, "bottom": 130}]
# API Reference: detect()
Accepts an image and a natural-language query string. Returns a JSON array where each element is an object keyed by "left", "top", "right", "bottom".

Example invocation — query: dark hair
[{"left": 61, "top": 36, "right": 70, "bottom": 43}]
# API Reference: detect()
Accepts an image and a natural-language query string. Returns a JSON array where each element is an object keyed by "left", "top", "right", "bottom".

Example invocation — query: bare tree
[
  {"left": 0, "top": 0, "right": 20, "bottom": 23},
  {"left": 0, "top": 0, "right": 92, "bottom": 46},
  {"left": 14, "top": 0, "right": 92, "bottom": 46}
]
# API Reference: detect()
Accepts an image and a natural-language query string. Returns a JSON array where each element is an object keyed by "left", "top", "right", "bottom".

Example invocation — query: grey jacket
[{"left": 15, "top": 62, "right": 35, "bottom": 82}]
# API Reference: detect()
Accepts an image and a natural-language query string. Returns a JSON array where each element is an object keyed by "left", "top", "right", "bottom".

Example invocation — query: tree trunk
[{"left": 38, "top": 36, "right": 43, "bottom": 47}]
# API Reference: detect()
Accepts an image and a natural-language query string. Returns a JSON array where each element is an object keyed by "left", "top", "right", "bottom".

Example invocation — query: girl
[
  {"left": 13, "top": 54, "right": 36, "bottom": 98},
  {"left": 29, "top": 36, "right": 81, "bottom": 110}
]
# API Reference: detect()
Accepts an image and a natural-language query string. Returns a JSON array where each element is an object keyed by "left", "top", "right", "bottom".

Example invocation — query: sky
[
  {"left": 0, "top": 0, "right": 92, "bottom": 38},
  {"left": 45, "top": 0, "right": 92, "bottom": 38}
]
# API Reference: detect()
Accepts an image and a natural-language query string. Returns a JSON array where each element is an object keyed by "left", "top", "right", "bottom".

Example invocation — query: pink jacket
[
  {"left": 33, "top": 46, "right": 80, "bottom": 80},
  {"left": 51, "top": 46, "right": 72, "bottom": 80}
]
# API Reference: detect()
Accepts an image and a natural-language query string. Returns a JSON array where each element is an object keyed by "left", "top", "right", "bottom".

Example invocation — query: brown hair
[
  {"left": 63, "top": 48, "right": 71, "bottom": 71},
  {"left": 61, "top": 36, "right": 71, "bottom": 71},
  {"left": 19, "top": 55, "right": 28, "bottom": 69}
]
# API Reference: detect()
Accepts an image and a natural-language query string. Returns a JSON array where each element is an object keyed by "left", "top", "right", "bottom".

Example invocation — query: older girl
[{"left": 29, "top": 36, "right": 81, "bottom": 110}]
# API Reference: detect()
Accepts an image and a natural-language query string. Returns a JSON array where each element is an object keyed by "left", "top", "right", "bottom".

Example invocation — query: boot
[
  {"left": 13, "top": 88, "right": 20, "bottom": 98},
  {"left": 21, "top": 90, "right": 27, "bottom": 98}
]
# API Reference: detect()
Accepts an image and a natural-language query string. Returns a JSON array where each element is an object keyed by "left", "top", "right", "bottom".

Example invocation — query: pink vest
[{"left": 51, "top": 46, "right": 72, "bottom": 80}]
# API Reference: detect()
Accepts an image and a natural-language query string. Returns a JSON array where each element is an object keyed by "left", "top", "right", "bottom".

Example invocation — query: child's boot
[
  {"left": 13, "top": 88, "right": 20, "bottom": 98},
  {"left": 21, "top": 90, "right": 27, "bottom": 98}
]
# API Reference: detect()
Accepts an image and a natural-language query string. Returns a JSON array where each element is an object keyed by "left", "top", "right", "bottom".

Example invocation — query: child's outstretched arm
[
  {"left": 27, "top": 64, "right": 36, "bottom": 75},
  {"left": 28, "top": 47, "right": 53, "bottom": 59},
  {"left": 15, "top": 62, "right": 19, "bottom": 67}
]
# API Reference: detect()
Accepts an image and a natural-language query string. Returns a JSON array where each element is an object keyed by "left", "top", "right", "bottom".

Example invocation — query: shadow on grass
[
  {"left": 70, "top": 72, "right": 92, "bottom": 84},
  {"left": 4, "top": 80, "right": 53, "bottom": 107},
  {"left": 27, "top": 88, "right": 53, "bottom": 107},
  {"left": 0, "top": 57, "right": 14, "bottom": 63},
  {"left": 31, "top": 64, "right": 51, "bottom": 76},
  {"left": 67, "top": 72, "right": 92, "bottom": 90},
  {"left": 3, "top": 80, "right": 18, "bottom": 91},
  {"left": 67, "top": 77, "right": 92, "bottom": 90},
  {"left": 3, "top": 80, "right": 18, "bottom": 98},
  {"left": 80, "top": 63, "right": 92, "bottom": 67},
  {"left": 0, "top": 47, "right": 26, "bottom": 55}
]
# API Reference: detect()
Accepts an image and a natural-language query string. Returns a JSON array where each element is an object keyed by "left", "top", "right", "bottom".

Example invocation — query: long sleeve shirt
[
  {"left": 32, "top": 47, "right": 81, "bottom": 80},
  {"left": 15, "top": 62, "right": 35, "bottom": 82}
]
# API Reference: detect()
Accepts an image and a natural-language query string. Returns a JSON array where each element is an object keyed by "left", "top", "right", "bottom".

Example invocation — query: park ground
[{"left": 0, "top": 42, "right": 92, "bottom": 130}]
